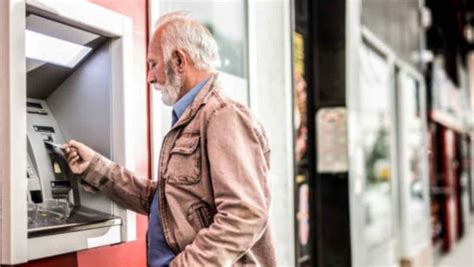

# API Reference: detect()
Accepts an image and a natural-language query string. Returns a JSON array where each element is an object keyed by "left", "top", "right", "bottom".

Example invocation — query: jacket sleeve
[
  {"left": 171, "top": 104, "right": 271, "bottom": 266},
  {"left": 80, "top": 154, "right": 157, "bottom": 215}
]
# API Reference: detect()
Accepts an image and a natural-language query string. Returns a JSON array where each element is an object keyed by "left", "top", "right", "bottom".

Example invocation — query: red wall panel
[
  {"left": 76, "top": 240, "right": 146, "bottom": 267},
  {"left": 15, "top": 254, "right": 77, "bottom": 267}
]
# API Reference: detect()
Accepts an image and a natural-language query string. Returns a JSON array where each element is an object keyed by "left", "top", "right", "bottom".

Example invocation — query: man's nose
[{"left": 147, "top": 71, "right": 155, "bottom": 84}]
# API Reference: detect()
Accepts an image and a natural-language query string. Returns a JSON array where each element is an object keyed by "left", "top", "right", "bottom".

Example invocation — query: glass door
[{"left": 357, "top": 39, "right": 397, "bottom": 266}]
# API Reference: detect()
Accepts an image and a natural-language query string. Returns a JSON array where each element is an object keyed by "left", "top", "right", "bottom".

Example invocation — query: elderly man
[{"left": 63, "top": 12, "right": 275, "bottom": 266}]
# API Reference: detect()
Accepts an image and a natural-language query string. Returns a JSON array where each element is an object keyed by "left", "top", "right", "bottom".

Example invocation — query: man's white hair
[{"left": 155, "top": 12, "right": 221, "bottom": 70}]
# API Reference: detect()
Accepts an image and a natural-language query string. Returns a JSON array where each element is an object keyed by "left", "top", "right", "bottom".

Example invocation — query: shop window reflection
[{"left": 359, "top": 41, "right": 393, "bottom": 251}]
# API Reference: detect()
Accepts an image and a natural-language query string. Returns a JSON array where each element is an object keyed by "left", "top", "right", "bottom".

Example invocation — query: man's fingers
[
  {"left": 63, "top": 144, "right": 76, "bottom": 154},
  {"left": 63, "top": 140, "right": 88, "bottom": 174},
  {"left": 70, "top": 155, "right": 80, "bottom": 164},
  {"left": 64, "top": 140, "right": 78, "bottom": 153},
  {"left": 65, "top": 140, "right": 86, "bottom": 158},
  {"left": 67, "top": 151, "right": 73, "bottom": 160},
  {"left": 65, "top": 147, "right": 78, "bottom": 158},
  {"left": 69, "top": 155, "right": 81, "bottom": 167},
  {"left": 67, "top": 151, "right": 78, "bottom": 162},
  {"left": 69, "top": 139, "right": 82, "bottom": 148}
]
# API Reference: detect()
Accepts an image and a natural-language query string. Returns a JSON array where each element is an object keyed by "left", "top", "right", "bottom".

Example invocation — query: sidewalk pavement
[{"left": 437, "top": 217, "right": 474, "bottom": 267}]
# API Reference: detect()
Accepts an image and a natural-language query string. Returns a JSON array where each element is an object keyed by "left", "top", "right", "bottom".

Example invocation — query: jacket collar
[{"left": 170, "top": 72, "right": 220, "bottom": 130}]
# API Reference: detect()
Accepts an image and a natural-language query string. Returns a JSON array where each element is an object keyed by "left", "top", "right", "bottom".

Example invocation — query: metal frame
[
  {"left": 0, "top": 0, "right": 136, "bottom": 264},
  {"left": 346, "top": 2, "right": 365, "bottom": 265},
  {"left": 148, "top": 0, "right": 166, "bottom": 182},
  {"left": 395, "top": 67, "right": 431, "bottom": 259}
]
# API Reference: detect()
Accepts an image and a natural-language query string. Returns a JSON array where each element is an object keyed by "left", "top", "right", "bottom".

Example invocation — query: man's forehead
[
  {"left": 147, "top": 41, "right": 161, "bottom": 60},
  {"left": 150, "top": 26, "right": 164, "bottom": 43},
  {"left": 147, "top": 28, "right": 164, "bottom": 58}
]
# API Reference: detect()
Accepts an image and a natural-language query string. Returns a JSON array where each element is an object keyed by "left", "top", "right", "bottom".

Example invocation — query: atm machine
[
  {"left": 0, "top": 0, "right": 136, "bottom": 264},
  {"left": 26, "top": 98, "right": 119, "bottom": 237}
]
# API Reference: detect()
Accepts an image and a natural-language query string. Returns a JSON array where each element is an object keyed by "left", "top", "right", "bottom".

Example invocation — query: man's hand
[{"left": 63, "top": 140, "right": 96, "bottom": 175}]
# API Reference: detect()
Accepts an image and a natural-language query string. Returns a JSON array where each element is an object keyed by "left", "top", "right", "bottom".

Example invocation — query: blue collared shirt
[
  {"left": 172, "top": 78, "right": 209, "bottom": 125},
  {"left": 148, "top": 78, "right": 208, "bottom": 267}
]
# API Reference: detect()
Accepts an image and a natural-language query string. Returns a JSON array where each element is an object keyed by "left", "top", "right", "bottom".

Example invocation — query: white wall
[{"left": 249, "top": 1, "right": 295, "bottom": 265}]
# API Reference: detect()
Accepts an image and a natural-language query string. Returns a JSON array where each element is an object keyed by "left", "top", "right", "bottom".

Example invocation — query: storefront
[{"left": 293, "top": 0, "right": 433, "bottom": 266}]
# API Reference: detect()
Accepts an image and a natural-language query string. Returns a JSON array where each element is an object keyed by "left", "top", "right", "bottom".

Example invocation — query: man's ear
[{"left": 172, "top": 49, "right": 187, "bottom": 73}]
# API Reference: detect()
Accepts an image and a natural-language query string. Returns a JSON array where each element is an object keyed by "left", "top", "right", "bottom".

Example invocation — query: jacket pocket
[
  {"left": 166, "top": 135, "right": 201, "bottom": 185},
  {"left": 187, "top": 202, "right": 214, "bottom": 232}
]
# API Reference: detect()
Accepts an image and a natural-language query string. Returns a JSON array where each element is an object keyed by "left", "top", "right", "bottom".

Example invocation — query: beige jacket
[{"left": 81, "top": 74, "right": 276, "bottom": 266}]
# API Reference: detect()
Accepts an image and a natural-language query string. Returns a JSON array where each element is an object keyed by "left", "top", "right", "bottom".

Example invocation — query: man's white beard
[{"left": 155, "top": 65, "right": 182, "bottom": 106}]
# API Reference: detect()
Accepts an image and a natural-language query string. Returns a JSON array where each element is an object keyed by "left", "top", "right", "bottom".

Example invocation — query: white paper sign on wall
[{"left": 317, "top": 107, "right": 348, "bottom": 173}]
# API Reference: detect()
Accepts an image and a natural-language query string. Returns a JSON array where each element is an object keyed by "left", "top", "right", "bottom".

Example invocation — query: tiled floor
[{"left": 437, "top": 219, "right": 474, "bottom": 267}]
